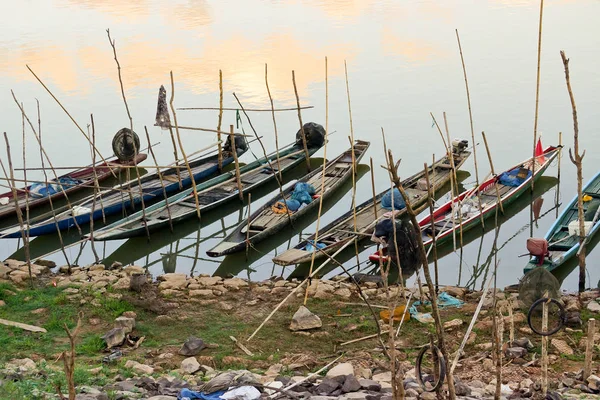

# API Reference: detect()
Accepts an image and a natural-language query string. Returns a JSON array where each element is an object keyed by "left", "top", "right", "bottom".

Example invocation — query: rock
[
  {"left": 587, "top": 301, "right": 600, "bottom": 313},
  {"left": 89, "top": 264, "right": 105, "bottom": 271},
  {"left": 197, "top": 276, "right": 223, "bottom": 286},
  {"left": 179, "top": 336, "right": 206, "bottom": 356},
  {"left": 419, "top": 392, "right": 437, "bottom": 400},
  {"left": 0, "top": 300, "right": 5, "bottom": 307},
  {"left": 476, "top": 342, "right": 493, "bottom": 350},
  {"left": 124, "top": 360, "right": 154, "bottom": 375},
  {"left": 483, "top": 358, "right": 494, "bottom": 372},
  {"left": 115, "top": 317, "right": 135, "bottom": 334},
  {"left": 359, "top": 379, "right": 381, "bottom": 391},
  {"left": 88, "top": 367, "right": 102, "bottom": 374},
  {"left": 505, "top": 347, "right": 528, "bottom": 359},
  {"left": 181, "top": 357, "right": 201, "bottom": 374},
  {"left": 342, "top": 375, "right": 362, "bottom": 393},
  {"left": 6, "top": 358, "right": 36, "bottom": 373},
  {"left": 551, "top": 338, "right": 574, "bottom": 355},
  {"left": 441, "top": 286, "right": 467, "bottom": 299},
  {"left": 587, "top": 374, "right": 600, "bottom": 390},
  {"left": 467, "top": 332, "right": 477, "bottom": 344},
  {"left": 454, "top": 381, "right": 471, "bottom": 396},
  {"left": 290, "top": 306, "right": 322, "bottom": 331},
  {"left": 356, "top": 368, "right": 372, "bottom": 380},
  {"left": 123, "top": 265, "right": 145, "bottom": 276},
  {"left": 405, "top": 388, "right": 419, "bottom": 398},
  {"left": 112, "top": 277, "right": 131, "bottom": 290},
  {"left": 443, "top": 318, "right": 463, "bottom": 331},
  {"left": 334, "top": 288, "right": 352, "bottom": 299},
  {"left": 102, "top": 328, "right": 125, "bottom": 348},
  {"left": 316, "top": 378, "right": 341, "bottom": 395},
  {"left": 340, "top": 393, "right": 368, "bottom": 400},
  {"left": 372, "top": 372, "right": 392, "bottom": 383},
  {"left": 223, "top": 277, "right": 248, "bottom": 290},
  {"left": 121, "top": 311, "right": 136, "bottom": 319},
  {"left": 265, "top": 364, "right": 283, "bottom": 377},
  {"left": 326, "top": 362, "right": 354, "bottom": 378},
  {"left": 512, "top": 337, "right": 534, "bottom": 349}
]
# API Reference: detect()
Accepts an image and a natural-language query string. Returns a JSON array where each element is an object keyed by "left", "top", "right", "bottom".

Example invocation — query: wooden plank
[{"left": 0, "top": 318, "right": 47, "bottom": 333}]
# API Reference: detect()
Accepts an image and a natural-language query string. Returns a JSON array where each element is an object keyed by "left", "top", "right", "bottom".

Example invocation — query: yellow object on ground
[{"left": 380, "top": 305, "right": 410, "bottom": 323}]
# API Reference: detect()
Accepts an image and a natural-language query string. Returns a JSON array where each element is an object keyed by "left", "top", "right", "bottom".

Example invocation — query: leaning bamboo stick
[
  {"left": 26, "top": 66, "right": 115, "bottom": 177},
  {"left": 481, "top": 131, "right": 504, "bottom": 213},
  {"left": 21, "top": 103, "right": 31, "bottom": 269},
  {"left": 170, "top": 71, "right": 201, "bottom": 219},
  {"left": 584, "top": 318, "right": 595, "bottom": 380},
  {"left": 11, "top": 91, "right": 83, "bottom": 236},
  {"left": 542, "top": 293, "right": 549, "bottom": 396},
  {"left": 369, "top": 158, "right": 378, "bottom": 221},
  {"left": 230, "top": 126, "right": 244, "bottom": 201},
  {"left": 292, "top": 70, "right": 311, "bottom": 172},
  {"left": 424, "top": 163, "right": 439, "bottom": 293},
  {"left": 145, "top": 126, "right": 173, "bottom": 232},
  {"left": 88, "top": 116, "right": 100, "bottom": 262},
  {"left": 303, "top": 56, "right": 329, "bottom": 306},
  {"left": 1, "top": 134, "right": 31, "bottom": 281},
  {"left": 245, "top": 193, "right": 252, "bottom": 259},
  {"left": 265, "top": 64, "right": 283, "bottom": 182},
  {"left": 531, "top": 0, "right": 545, "bottom": 195},
  {"left": 217, "top": 70, "right": 224, "bottom": 171},
  {"left": 444, "top": 112, "right": 466, "bottom": 255}
]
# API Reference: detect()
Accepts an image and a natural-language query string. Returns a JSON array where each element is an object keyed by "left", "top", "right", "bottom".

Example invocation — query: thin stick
[
  {"left": 481, "top": 131, "right": 504, "bottom": 213},
  {"left": 144, "top": 126, "right": 173, "bottom": 232},
  {"left": 170, "top": 71, "right": 201, "bottom": 219},
  {"left": 265, "top": 64, "right": 283, "bottom": 182},
  {"left": 369, "top": 158, "right": 378, "bottom": 221},
  {"left": 35, "top": 100, "right": 70, "bottom": 266},
  {"left": 341, "top": 331, "right": 390, "bottom": 346},
  {"left": 179, "top": 106, "right": 314, "bottom": 112},
  {"left": 584, "top": 318, "right": 596, "bottom": 380},
  {"left": 424, "top": 163, "right": 439, "bottom": 293},
  {"left": 291, "top": 70, "right": 311, "bottom": 171},
  {"left": 245, "top": 193, "right": 252, "bottom": 259},
  {"left": 217, "top": 70, "right": 224, "bottom": 171},
  {"left": 555, "top": 132, "right": 562, "bottom": 218},
  {"left": 229, "top": 125, "right": 244, "bottom": 201},
  {"left": 542, "top": 293, "right": 549, "bottom": 396},
  {"left": 88, "top": 116, "right": 100, "bottom": 262},
  {"left": 531, "top": 0, "right": 545, "bottom": 195},
  {"left": 170, "top": 125, "right": 250, "bottom": 136},
  {"left": 303, "top": 57, "right": 329, "bottom": 305},
  {"left": 26, "top": 65, "right": 115, "bottom": 177},
  {"left": 456, "top": 30, "right": 484, "bottom": 229},
  {"left": 1, "top": 133, "right": 31, "bottom": 281},
  {"left": 10, "top": 92, "right": 82, "bottom": 236},
  {"left": 21, "top": 103, "right": 31, "bottom": 275}
]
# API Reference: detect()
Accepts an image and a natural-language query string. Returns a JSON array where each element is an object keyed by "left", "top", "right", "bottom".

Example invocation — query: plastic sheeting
[{"left": 409, "top": 292, "right": 464, "bottom": 323}]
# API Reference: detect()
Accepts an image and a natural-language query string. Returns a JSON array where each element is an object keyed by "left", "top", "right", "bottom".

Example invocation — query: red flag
[{"left": 535, "top": 137, "right": 545, "bottom": 163}]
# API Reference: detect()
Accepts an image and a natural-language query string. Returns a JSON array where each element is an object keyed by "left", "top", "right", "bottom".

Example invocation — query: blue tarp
[
  {"left": 498, "top": 167, "right": 532, "bottom": 187},
  {"left": 381, "top": 188, "right": 406, "bottom": 211},
  {"left": 178, "top": 388, "right": 226, "bottom": 400},
  {"left": 29, "top": 177, "right": 82, "bottom": 197},
  {"left": 409, "top": 292, "right": 464, "bottom": 323},
  {"left": 304, "top": 240, "right": 326, "bottom": 252}
]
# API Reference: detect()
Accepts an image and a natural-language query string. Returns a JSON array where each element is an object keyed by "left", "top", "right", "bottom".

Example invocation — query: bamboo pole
[
  {"left": 144, "top": 127, "right": 173, "bottom": 232},
  {"left": 88, "top": 116, "right": 100, "bottom": 262},
  {"left": 229, "top": 125, "right": 244, "bottom": 201},
  {"left": 303, "top": 57, "right": 329, "bottom": 305},
  {"left": 424, "top": 163, "right": 439, "bottom": 294},
  {"left": 542, "top": 293, "right": 549, "bottom": 396},
  {"left": 555, "top": 132, "right": 562, "bottom": 218},
  {"left": 179, "top": 106, "right": 314, "bottom": 112},
  {"left": 217, "top": 70, "right": 224, "bottom": 171},
  {"left": 561, "top": 51, "right": 586, "bottom": 294},
  {"left": 245, "top": 193, "right": 252, "bottom": 259},
  {"left": 531, "top": 0, "right": 545, "bottom": 194},
  {"left": 443, "top": 113, "right": 459, "bottom": 250},
  {"left": 584, "top": 318, "right": 595, "bottom": 380},
  {"left": 265, "top": 64, "right": 283, "bottom": 182},
  {"left": 11, "top": 91, "right": 83, "bottom": 236},
  {"left": 291, "top": 70, "right": 311, "bottom": 171},
  {"left": 25, "top": 66, "right": 115, "bottom": 177},
  {"left": 369, "top": 158, "right": 378, "bottom": 221},
  {"left": 481, "top": 131, "right": 504, "bottom": 213},
  {"left": 1, "top": 133, "right": 32, "bottom": 282},
  {"left": 170, "top": 71, "right": 201, "bottom": 219},
  {"left": 21, "top": 103, "right": 31, "bottom": 271},
  {"left": 106, "top": 29, "right": 150, "bottom": 238}
]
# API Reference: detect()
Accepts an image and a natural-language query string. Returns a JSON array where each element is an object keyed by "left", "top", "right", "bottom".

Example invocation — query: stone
[
  {"left": 405, "top": 388, "right": 419, "bottom": 398},
  {"left": 587, "top": 374, "right": 600, "bottom": 390},
  {"left": 326, "top": 362, "right": 354, "bottom": 378},
  {"left": 290, "top": 306, "right": 322, "bottom": 331},
  {"left": 342, "top": 375, "right": 362, "bottom": 393},
  {"left": 179, "top": 336, "right": 206, "bottom": 356},
  {"left": 372, "top": 372, "right": 392, "bottom": 383},
  {"left": 551, "top": 338, "right": 574, "bottom": 355},
  {"left": 88, "top": 367, "right": 102, "bottom": 374},
  {"left": 223, "top": 277, "right": 248, "bottom": 289},
  {"left": 512, "top": 337, "right": 534, "bottom": 349},
  {"left": 196, "top": 276, "right": 223, "bottom": 286},
  {"left": 483, "top": 358, "right": 494, "bottom": 372},
  {"left": 181, "top": 357, "right": 201, "bottom": 374},
  {"left": 440, "top": 286, "right": 466, "bottom": 299},
  {"left": 505, "top": 347, "right": 528, "bottom": 359},
  {"left": 102, "top": 328, "right": 125, "bottom": 348},
  {"left": 89, "top": 264, "right": 105, "bottom": 271},
  {"left": 189, "top": 289, "right": 214, "bottom": 297},
  {"left": 0, "top": 264, "right": 10, "bottom": 279},
  {"left": 158, "top": 274, "right": 189, "bottom": 290},
  {"left": 476, "top": 342, "right": 493, "bottom": 350},
  {"left": 6, "top": 358, "right": 36, "bottom": 373},
  {"left": 454, "top": 381, "right": 471, "bottom": 396},
  {"left": 334, "top": 288, "right": 352, "bottom": 299},
  {"left": 587, "top": 301, "right": 600, "bottom": 313},
  {"left": 112, "top": 277, "right": 131, "bottom": 290},
  {"left": 419, "top": 392, "right": 437, "bottom": 400},
  {"left": 356, "top": 368, "right": 372, "bottom": 380},
  {"left": 467, "top": 332, "right": 477, "bottom": 344},
  {"left": 340, "top": 393, "right": 368, "bottom": 400},
  {"left": 115, "top": 317, "right": 135, "bottom": 334},
  {"left": 122, "top": 311, "right": 137, "bottom": 319},
  {"left": 316, "top": 378, "right": 341, "bottom": 395},
  {"left": 124, "top": 360, "right": 154, "bottom": 375},
  {"left": 359, "top": 379, "right": 381, "bottom": 391},
  {"left": 443, "top": 318, "right": 463, "bottom": 331},
  {"left": 0, "top": 300, "right": 5, "bottom": 307},
  {"left": 123, "top": 265, "right": 145, "bottom": 276},
  {"left": 265, "top": 364, "right": 283, "bottom": 377}
]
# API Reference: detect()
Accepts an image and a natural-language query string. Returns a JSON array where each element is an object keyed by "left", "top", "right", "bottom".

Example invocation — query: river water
[{"left": 1, "top": 0, "right": 599, "bottom": 291}]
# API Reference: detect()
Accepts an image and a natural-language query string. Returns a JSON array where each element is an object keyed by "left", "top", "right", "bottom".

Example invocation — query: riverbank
[{"left": 0, "top": 259, "right": 599, "bottom": 399}]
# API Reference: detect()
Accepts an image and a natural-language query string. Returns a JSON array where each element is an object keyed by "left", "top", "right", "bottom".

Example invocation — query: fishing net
[
  {"left": 112, "top": 128, "right": 140, "bottom": 161},
  {"left": 154, "top": 85, "right": 171, "bottom": 130},
  {"left": 296, "top": 122, "right": 325, "bottom": 148},
  {"left": 518, "top": 267, "right": 561, "bottom": 308},
  {"left": 373, "top": 218, "right": 420, "bottom": 275}
]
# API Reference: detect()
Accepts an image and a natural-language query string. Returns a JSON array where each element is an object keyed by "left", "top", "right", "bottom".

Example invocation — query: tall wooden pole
[
  {"left": 230, "top": 125, "right": 244, "bottom": 201},
  {"left": 291, "top": 70, "right": 311, "bottom": 172},
  {"left": 265, "top": 64, "right": 283, "bottom": 182},
  {"left": 217, "top": 70, "right": 224, "bottom": 171}
]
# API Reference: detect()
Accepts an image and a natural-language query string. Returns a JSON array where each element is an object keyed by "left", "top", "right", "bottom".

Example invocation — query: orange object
[{"left": 380, "top": 305, "right": 410, "bottom": 323}]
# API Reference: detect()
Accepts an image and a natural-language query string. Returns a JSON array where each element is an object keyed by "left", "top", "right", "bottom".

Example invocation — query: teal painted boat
[{"left": 524, "top": 170, "right": 600, "bottom": 274}]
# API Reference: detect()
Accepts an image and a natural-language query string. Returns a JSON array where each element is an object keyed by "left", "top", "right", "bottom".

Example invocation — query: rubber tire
[
  {"left": 416, "top": 344, "right": 446, "bottom": 392},
  {"left": 527, "top": 297, "right": 566, "bottom": 336}
]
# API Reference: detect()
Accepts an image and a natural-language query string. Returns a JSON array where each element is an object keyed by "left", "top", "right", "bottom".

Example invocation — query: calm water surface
[{"left": 1, "top": 0, "right": 600, "bottom": 291}]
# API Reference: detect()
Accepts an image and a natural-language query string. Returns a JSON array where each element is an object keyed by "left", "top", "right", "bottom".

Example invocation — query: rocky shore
[{"left": 0, "top": 258, "right": 599, "bottom": 400}]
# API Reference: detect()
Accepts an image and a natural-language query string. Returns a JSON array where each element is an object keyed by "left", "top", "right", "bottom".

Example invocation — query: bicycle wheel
[
  {"left": 416, "top": 344, "right": 446, "bottom": 392},
  {"left": 527, "top": 297, "right": 566, "bottom": 336}
]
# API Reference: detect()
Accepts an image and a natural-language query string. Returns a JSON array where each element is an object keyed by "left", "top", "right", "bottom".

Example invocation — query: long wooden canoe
[
  {"left": 0, "top": 147, "right": 245, "bottom": 238},
  {"left": 206, "top": 141, "right": 370, "bottom": 257},
  {"left": 524, "top": 169, "right": 600, "bottom": 274},
  {"left": 89, "top": 136, "right": 325, "bottom": 241},
  {"left": 369, "top": 145, "right": 561, "bottom": 264},
  {"left": 0, "top": 153, "right": 147, "bottom": 220},
  {"left": 271, "top": 146, "right": 471, "bottom": 266}
]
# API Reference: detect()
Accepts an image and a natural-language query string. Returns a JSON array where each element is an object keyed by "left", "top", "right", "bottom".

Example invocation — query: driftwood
[
  {"left": 0, "top": 318, "right": 47, "bottom": 333},
  {"left": 584, "top": 318, "right": 596, "bottom": 380},
  {"left": 230, "top": 336, "right": 254, "bottom": 356}
]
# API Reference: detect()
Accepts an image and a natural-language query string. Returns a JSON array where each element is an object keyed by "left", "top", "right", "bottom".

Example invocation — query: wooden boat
[
  {"left": 369, "top": 145, "right": 561, "bottom": 264},
  {"left": 90, "top": 134, "right": 325, "bottom": 241},
  {"left": 0, "top": 154, "right": 147, "bottom": 220},
  {"left": 206, "top": 141, "right": 370, "bottom": 257},
  {"left": 524, "top": 170, "right": 600, "bottom": 274},
  {"left": 271, "top": 142, "right": 471, "bottom": 266},
  {"left": 0, "top": 145, "right": 245, "bottom": 238}
]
